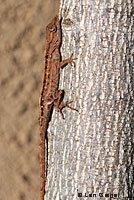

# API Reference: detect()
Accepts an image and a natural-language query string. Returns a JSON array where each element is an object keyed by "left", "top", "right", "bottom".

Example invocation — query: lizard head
[{"left": 46, "top": 15, "right": 61, "bottom": 46}]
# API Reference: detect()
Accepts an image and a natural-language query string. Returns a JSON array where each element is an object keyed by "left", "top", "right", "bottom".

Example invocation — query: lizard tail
[{"left": 39, "top": 126, "right": 46, "bottom": 200}]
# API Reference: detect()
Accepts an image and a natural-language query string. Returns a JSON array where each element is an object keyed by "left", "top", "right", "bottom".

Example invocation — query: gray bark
[{"left": 46, "top": 0, "right": 134, "bottom": 199}]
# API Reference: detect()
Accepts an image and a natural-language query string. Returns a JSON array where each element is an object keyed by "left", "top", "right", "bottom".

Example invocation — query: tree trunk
[{"left": 45, "top": 0, "right": 133, "bottom": 199}]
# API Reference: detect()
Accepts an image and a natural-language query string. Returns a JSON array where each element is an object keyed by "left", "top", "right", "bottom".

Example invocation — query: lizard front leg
[
  {"left": 54, "top": 90, "right": 78, "bottom": 119},
  {"left": 59, "top": 54, "right": 77, "bottom": 68}
]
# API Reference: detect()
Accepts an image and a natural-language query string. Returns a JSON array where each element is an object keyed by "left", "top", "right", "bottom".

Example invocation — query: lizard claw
[
  {"left": 58, "top": 100, "right": 78, "bottom": 119},
  {"left": 69, "top": 53, "right": 77, "bottom": 67}
]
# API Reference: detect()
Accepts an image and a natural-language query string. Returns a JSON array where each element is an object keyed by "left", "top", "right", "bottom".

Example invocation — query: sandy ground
[{"left": 0, "top": 1, "right": 60, "bottom": 199}]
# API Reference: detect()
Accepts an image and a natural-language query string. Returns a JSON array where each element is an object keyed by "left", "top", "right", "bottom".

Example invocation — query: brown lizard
[{"left": 39, "top": 15, "right": 78, "bottom": 200}]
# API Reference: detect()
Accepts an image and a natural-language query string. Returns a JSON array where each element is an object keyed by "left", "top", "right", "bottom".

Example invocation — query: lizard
[{"left": 39, "top": 15, "right": 78, "bottom": 200}]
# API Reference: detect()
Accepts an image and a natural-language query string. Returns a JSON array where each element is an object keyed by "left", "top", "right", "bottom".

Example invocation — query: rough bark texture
[{"left": 45, "top": 0, "right": 133, "bottom": 199}]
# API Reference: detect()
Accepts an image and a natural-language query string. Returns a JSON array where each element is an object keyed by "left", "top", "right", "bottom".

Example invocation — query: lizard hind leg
[{"left": 54, "top": 90, "right": 78, "bottom": 119}]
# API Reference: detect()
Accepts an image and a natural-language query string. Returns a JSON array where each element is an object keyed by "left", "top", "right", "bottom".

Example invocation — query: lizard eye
[{"left": 50, "top": 25, "right": 57, "bottom": 32}]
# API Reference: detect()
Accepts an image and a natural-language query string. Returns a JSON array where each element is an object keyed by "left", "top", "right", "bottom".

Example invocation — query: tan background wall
[{"left": 0, "top": 1, "right": 60, "bottom": 199}]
